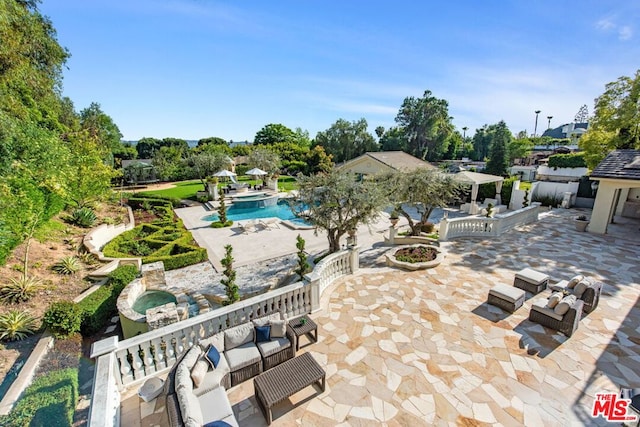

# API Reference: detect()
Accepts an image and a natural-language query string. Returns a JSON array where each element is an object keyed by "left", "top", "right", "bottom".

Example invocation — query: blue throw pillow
[
  {"left": 204, "top": 344, "right": 220, "bottom": 369},
  {"left": 203, "top": 421, "right": 233, "bottom": 427},
  {"left": 255, "top": 325, "right": 271, "bottom": 343}
]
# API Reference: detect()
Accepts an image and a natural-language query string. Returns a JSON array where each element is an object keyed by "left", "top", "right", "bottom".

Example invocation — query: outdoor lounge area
[{"left": 106, "top": 208, "right": 639, "bottom": 426}]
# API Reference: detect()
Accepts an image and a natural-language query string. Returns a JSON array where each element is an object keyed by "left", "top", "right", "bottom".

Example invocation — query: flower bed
[{"left": 385, "top": 244, "right": 444, "bottom": 271}]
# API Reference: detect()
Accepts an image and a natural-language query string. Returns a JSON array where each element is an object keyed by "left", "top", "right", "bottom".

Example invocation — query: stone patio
[{"left": 120, "top": 208, "right": 640, "bottom": 426}]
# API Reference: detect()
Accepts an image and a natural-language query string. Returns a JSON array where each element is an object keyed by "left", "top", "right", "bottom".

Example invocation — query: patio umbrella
[
  {"left": 245, "top": 168, "right": 267, "bottom": 176},
  {"left": 213, "top": 170, "right": 237, "bottom": 177}
]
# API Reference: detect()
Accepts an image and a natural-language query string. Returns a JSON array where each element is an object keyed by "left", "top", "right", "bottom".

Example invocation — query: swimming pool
[{"left": 204, "top": 199, "right": 310, "bottom": 224}]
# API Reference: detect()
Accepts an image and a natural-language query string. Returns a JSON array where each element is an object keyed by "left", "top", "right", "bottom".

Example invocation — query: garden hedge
[
  {"left": 77, "top": 265, "right": 138, "bottom": 335},
  {"left": 127, "top": 195, "right": 181, "bottom": 208},
  {"left": 0, "top": 368, "right": 78, "bottom": 427},
  {"left": 102, "top": 222, "right": 205, "bottom": 271},
  {"left": 548, "top": 153, "right": 587, "bottom": 169}
]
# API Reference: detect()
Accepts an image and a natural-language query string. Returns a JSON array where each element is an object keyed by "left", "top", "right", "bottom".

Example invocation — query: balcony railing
[
  {"left": 88, "top": 245, "right": 360, "bottom": 427},
  {"left": 438, "top": 203, "right": 540, "bottom": 241}
]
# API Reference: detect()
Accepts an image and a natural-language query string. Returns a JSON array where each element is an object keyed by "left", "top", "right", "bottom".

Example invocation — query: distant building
[
  {"left": 541, "top": 122, "right": 588, "bottom": 144},
  {"left": 336, "top": 151, "right": 435, "bottom": 176}
]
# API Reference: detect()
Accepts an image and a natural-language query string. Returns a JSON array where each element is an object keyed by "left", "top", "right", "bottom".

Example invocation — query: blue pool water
[{"left": 204, "top": 199, "right": 310, "bottom": 224}]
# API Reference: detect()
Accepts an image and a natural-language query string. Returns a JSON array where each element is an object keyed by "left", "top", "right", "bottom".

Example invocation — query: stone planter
[
  {"left": 574, "top": 219, "right": 589, "bottom": 232},
  {"left": 385, "top": 244, "right": 444, "bottom": 271}
]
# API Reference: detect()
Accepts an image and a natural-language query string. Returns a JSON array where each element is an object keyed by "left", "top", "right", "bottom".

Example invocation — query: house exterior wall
[{"left": 589, "top": 178, "right": 640, "bottom": 234}]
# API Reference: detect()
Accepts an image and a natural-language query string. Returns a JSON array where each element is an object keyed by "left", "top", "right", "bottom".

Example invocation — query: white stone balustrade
[
  {"left": 439, "top": 204, "right": 541, "bottom": 241},
  {"left": 88, "top": 246, "right": 360, "bottom": 427}
]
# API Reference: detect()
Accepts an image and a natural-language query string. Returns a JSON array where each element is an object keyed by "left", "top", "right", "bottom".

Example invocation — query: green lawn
[{"left": 138, "top": 180, "right": 204, "bottom": 200}]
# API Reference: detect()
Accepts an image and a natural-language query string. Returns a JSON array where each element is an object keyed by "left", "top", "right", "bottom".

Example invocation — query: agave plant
[
  {"left": 77, "top": 251, "right": 97, "bottom": 265},
  {"left": 69, "top": 207, "right": 97, "bottom": 228},
  {"left": 0, "top": 310, "right": 38, "bottom": 341},
  {"left": 0, "top": 277, "right": 43, "bottom": 304},
  {"left": 52, "top": 256, "right": 81, "bottom": 275}
]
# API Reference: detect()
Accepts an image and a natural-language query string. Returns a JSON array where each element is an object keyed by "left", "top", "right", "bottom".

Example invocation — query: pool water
[
  {"left": 205, "top": 199, "right": 310, "bottom": 224},
  {"left": 133, "top": 290, "right": 177, "bottom": 315}
]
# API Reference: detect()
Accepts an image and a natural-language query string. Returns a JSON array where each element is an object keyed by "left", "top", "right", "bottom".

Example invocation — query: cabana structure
[{"left": 451, "top": 171, "right": 505, "bottom": 214}]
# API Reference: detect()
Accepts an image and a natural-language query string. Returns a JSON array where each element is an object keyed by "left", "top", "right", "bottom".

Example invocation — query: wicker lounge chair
[
  {"left": 550, "top": 277, "right": 603, "bottom": 315},
  {"left": 529, "top": 297, "right": 584, "bottom": 337}
]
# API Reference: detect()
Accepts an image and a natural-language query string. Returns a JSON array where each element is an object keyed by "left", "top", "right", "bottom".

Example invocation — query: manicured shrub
[
  {"left": 43, "top": 301, "right": 83, "bottom": 338},
  {"left": 52, "top": 256, "right": 81, "bottom": 275},
  {"left": 210, "top": 220, "right": 233, "bottom": 228},
  {"left": 0, "top": 276, "right": 43, "bottom": 304},
  {"left": 68, "top": 207, "right": 97, "bottom": 228},
  {"left": 295, "top": 234, "right": 310, "bottom": 277},
  {"left": 76, "top": 265, "right": 138, "bottom": 335},
  {"left": 128, "top": 194, "right": 181, "bottom": 208},
  {"left": 0, "top": 310, "right": 38, "bottom": 341},
  {"left": 548, "top": 153, "right": 586, "bottom": 169},
  {"left": 0, "top": 368, "right": 79, "bottom": 427}
]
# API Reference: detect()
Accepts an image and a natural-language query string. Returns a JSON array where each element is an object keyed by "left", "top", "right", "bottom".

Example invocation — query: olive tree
[
  {"left": 291, "top": 171, "right": 387, "bottom": 253},
  {"left": 383, "top": 168, "right": 462, "bottom": 236}
]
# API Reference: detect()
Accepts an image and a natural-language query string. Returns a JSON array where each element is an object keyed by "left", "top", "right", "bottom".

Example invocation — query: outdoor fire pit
[{"left": 384, "top": 244, "right": 444, "bottom": 270}]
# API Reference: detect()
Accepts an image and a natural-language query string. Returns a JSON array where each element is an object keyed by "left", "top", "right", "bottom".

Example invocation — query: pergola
[{"left": 451, "top": 171, "right": 505, "bottom": 213}]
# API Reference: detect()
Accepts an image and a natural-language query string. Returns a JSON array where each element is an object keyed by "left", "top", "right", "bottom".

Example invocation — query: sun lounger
[
  {"left": 259, "top": 218, "right": 281, "bottom": 230},
  {"left": 240, "top": 220, "right": 258, "bottom": 233}
]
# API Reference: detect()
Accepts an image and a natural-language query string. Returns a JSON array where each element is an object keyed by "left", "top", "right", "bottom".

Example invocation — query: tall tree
[
  {"left": 247, "top": 147, "right": 281, "bottom": 175},
  {"left": 254, "top": 123, "right": 296, "bottom": 145},
  {"left": 305, "top": 145, "right": 333, "bottom": 175},
  {"left": 485, "top": 121, "right": 511, "bottom": 176},
  {"left": 472, "top": 126, "right": 491, "bottom": 161},
  {"left": 385, "top": 168, "right": 462, "bottom": 236},
  {"left": 395, "top": 90, "right": 453, "bottom": 161},
  {"left": 574, "top": 104, "right": 589, "bottom": 123},
  {"left": 380, "top": 127, "right": 408, "bottom": 152},
  {"left": 314, "top": 118, "right": 378, "bottom": 163},
  {"left": 79, "top": 102, "right": 123, "bottom": 156},
  {"left": 375, "top": 126, "right": 385, "bottom": 139},
  {"left": 291, "top": 171, "right": 387, "bottom": 253},
  {"left": 187, "top": 152, "right": 233, "bottom": 190},
  {"left": 136, "top": 137, "right": 162, "bottom": 158},
  {"left": 197, "top": 136, "right": 227, "bottom": 147}
]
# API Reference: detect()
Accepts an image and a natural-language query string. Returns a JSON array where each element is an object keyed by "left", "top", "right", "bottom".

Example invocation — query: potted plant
[
  {"left": 389, "top": 210, "right": 399, "bottom": 227},
  {"left": 574, "top": 214, "right": 589, "bottom": 232}
]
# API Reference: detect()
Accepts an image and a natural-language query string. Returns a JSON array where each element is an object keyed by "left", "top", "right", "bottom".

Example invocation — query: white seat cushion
[
  {"left": 197, "top": 386, "right": 236, "bottom": 425},
  {"left": 549, "top": 280, "right": 569, "bottom": 292},
  {"left": 199, "top": 332, "right": 225, "bottom": 353},
  {"left": 531, "top": 299, "right": 564, "bottom": 321},
  {"left": 256, "top": 337, "right": 291, "bottom": 358},
  {"left": 177, "top": 384, "right": 204, "bottom": 426},
  {"left": 224, "top": 342, "right": 261, "bottom": 371},
  {"left": 193, "top": 356, "right": 230, "bottom": 397},
  {"left": 489, "top": 284, "right": 525, "bottom": 303},
  {"left": 516, "top": 268, "right": 549, "bottom": 284},
  {"left": 224, "top": 323, "right": 255, "bottom": 350}
]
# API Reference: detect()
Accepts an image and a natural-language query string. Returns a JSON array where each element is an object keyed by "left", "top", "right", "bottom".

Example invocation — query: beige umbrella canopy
[{"left": 451, "top": 171, "right": 504, "bottom": 205}]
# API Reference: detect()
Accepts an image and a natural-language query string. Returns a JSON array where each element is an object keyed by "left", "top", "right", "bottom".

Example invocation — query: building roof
[
  {"left": 591, "top": 149, "right": 640, "bottom": 181},
  {"left": 359, "top": 151, "right": 435, "bottom": 172},
  {"left": 541, "top": 122, "right": 589, "bottom": 139}
]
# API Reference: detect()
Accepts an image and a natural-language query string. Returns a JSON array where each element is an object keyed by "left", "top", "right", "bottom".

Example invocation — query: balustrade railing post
[
  {"left": 349, "top": 246, "right": 360, "bottom": 273},
  {"left": 304, "top": 271, "right": 321, "bottom": 313},
  {"left": 439, "top": 218, "right": 449, "bottom": 241}
]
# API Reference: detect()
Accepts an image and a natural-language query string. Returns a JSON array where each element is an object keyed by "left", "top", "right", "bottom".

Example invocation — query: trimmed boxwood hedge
[
  {"left": 548, "top": 153, "right": 587, "bottom": 168},
  {"left": 77, "top": 265, "right": 138, "bottom": 336},
  {"left": 0, "top": 368, "right": 78, "bottom": 427},
  {"left": 102, "top": 222, "right": 206, "bottom": 271}
]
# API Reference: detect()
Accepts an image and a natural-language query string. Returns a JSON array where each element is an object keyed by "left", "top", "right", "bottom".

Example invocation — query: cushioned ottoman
[
  {"left": 514, "top": 268, "right": 549, "bottom": 294},
  {"left": 488, "top": 284, "right": 525, "bottom": 313}
]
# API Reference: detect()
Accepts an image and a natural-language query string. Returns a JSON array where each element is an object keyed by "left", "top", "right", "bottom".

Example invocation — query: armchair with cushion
[
  {"left": 550, "top": 275, "right": 603, "bottom": 314},
  {"left": 529, "top": 293, "right": 584, "bottom": 337}
]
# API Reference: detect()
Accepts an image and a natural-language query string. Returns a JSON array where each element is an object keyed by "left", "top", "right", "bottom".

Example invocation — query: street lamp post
[
  {"left": 534, "top": 110, "right": 541, "bottom": 137},
  {"left": 547, "top": 116, "right": 553, "bottom": 129}
]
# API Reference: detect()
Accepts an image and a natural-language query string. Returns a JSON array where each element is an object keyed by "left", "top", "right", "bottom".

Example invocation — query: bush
[
  {"left": 128, "top": 194, "right": 181, "bottom": 208},
  {"left": 76, "top": 265, "right": 138, "bottom": 336},
  {"left": 210, "top": 220, "right": 233, "bottom": 228},
  {"left": 0, "top": 276, "right": 43, "bottom": 304},
  {"left": 548, "top": 153, "right": 586, "bottom": 169},
  {"left": 52, "top": 256, "right": 81, "bottom": 275},
  {"left": 0, "top": 310, "right": 38, "bottom": 341},
  {"left": 43, "top": 301, "right": 83, "bottom": 338},
  {"left": 0, "top": 368, "right": 78, "bottom": 427},
  {"left": 67, "top": 207, "right": 97, "bottom": 228}
]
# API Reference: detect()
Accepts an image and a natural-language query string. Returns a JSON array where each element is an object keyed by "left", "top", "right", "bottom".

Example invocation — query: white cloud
[
  {"left": 619, "top": 26, "right": 633, "bottom": 40},
  {"left": 596, "top": 18, "right": 616, "bottom": 31}
]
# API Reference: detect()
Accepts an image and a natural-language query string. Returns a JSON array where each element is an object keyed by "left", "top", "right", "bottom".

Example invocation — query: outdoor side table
[{"left": 288, "top": 315, "right": 318, "bottom": 351}]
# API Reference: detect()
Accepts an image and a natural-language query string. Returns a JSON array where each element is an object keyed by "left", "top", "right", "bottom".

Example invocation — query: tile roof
[{"left": 591, "top": 149, "right": 640, "bottom": 180}]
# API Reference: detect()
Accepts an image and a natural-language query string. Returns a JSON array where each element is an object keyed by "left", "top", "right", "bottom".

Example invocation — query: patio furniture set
[
  {"left": 488, "top": 268, "right": 603, "bottom": 337},
  {"left": 164, "top": 313, "right": 321, "bottom": 426}
]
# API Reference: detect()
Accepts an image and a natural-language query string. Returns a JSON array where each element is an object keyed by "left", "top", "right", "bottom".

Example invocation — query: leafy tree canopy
[
  {"left": 580, "top": 69, "right": 640, "bottom": 168},
  {"left": 292, "top": 171, "right": 387, "bottom": 253},
  {"left": 197, "top": 136, "right": 227, "bottom": 147},
  {"left": 79, "top": 102, "right": 123, "bottom": 156},
  {"left": 484, "top": 121, "right": 511, "bottom": 176},
  {"left": 380, "top": 127, "right": 408, "bottom": 152},
  {"left": 254, "top": 123, "right": 296, "bottom": 145},
  {"left": 395, "top": 90, "right": 453, "bottom": 161},
  {"left": 313, "top": 118, "right": 378, "bottom": 163},
  {"left": 247, "top": 147, "right": 281, "bottom": 175}
]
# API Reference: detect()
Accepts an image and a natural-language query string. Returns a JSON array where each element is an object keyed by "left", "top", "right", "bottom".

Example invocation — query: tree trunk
[
  {"left": 327, "top": 229, "right": 342, "bottom": 253},
  {"left": 23, "top": 237, "right": 31, "bottom": 280},
  {"left": 398, "top": 209, "right": 419, "bottom": 235}
]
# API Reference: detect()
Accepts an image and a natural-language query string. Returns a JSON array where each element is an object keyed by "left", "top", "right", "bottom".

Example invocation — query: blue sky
[{"left": 41, "top": 0, "right": 640, "bottom": 142}]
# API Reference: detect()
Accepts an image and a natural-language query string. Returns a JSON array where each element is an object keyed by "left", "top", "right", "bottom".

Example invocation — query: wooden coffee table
[{"left": 253, "top": 352, "right": 325, "bottom": 424}]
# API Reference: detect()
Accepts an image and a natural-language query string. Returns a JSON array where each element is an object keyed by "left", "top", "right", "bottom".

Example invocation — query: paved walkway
[{"left": 122, "top": 208, "right": 640, "bottom": 426}]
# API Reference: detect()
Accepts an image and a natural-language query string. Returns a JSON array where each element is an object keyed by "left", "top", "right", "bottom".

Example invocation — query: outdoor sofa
[
  {"left": 165, "top": 312, "right": 295, "bottom": 426},
  {"left": 550, "top": 275, "right": 603, "bottom": 314},
  {"left": 529, "top": 294, "right": 584, "bottom": 337}
]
